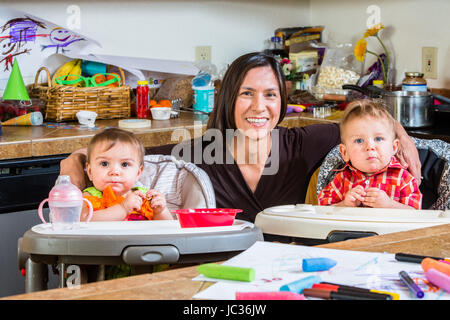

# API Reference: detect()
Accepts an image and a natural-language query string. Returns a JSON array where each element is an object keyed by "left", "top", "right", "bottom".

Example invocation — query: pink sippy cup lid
[{"left": 48, "top": 175, "right": 83, "bottom": 202}]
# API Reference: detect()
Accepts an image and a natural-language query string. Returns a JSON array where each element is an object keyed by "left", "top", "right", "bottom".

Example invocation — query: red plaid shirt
[{"left": 318, "top": 157, "right": 422, "bottom": 209}]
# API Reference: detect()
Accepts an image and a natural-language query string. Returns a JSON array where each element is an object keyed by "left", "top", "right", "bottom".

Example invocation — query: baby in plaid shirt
[{"left": 318, "top": 100, "right": 422, "bottom": 209}]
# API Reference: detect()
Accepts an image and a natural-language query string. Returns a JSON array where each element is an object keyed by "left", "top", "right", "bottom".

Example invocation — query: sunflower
[
  {"left": 354, "top": 39, "right": 368, "bottom": 61},
  {"left": 364, "top": 23, "right": 385, "bottom": 38}
]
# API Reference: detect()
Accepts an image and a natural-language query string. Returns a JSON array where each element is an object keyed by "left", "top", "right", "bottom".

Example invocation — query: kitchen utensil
[
  {"left": 343, "top": 84, "right": 450, "bottom": 128},
  {"left": 38, "top": 175, "right": 93, "bottom": 230}
]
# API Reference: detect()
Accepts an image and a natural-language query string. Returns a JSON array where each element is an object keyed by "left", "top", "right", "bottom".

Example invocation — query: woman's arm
[
  {"left": 394, "top": 122, "right": 422, "bottom": 185},
  {"left": 60, "top": 148, "right": 88, "bottom": 190}
]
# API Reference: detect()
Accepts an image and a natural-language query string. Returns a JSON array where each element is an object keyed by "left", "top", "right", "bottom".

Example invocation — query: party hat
[{"left": 2, "top": 59, "right": 30, "bottom": 101}]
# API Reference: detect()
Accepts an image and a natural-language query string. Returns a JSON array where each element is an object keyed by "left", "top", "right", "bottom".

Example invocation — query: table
[{"left": 3, "top": 223, "right": 449, "bottom": 300}]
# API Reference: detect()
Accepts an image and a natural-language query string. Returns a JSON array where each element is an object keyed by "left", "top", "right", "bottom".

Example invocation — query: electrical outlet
[
  {"left": 195, "top": 46, "right": 211, "bottom": 61},
  {"left": 422, "top": 47, "right": 438, "bottom": 79}
]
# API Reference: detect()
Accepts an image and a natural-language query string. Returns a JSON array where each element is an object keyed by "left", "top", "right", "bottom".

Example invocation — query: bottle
[
  {"left": 136, "top": 80, "right": 150, "bottom": 118},
  {"left": 402, "top": 72, "right": 427, "bottom": 92},
  {"left": 263, "top": 36, "right": 288, "bottom": 58},
  {"left": 38, "top": 175, "right": 93, "bottom": 230}
]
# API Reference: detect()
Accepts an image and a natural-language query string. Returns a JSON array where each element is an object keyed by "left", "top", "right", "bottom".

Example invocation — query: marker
[
  {"left": 425, "top": 268, "right": 450, "bottom": 293},
  {"left": 302, "top": 257, "right": 337, "bottom": 272},
  {"left": 313, "top": 283, "right": 400, "bottom": 300},
  {"left": 279, "top": 275, "right": 321, "bottom": 293},
  {"left": 197, "top": 263, "right": 255, "bottom": 282},
  {"left": 399, "top": 271, "right": 424, "bottom": 298},
  {"left": 421, "top": 258, "right": 450, "bottom": 276},
  {"left": 236, "top": 291, "right": 306, "bottom": 300},
  {"left": 303, "top": 288, "right": 392, "bottom": 300},
  {"left": 395, "top": 252, "right": 450, "bottom": 264}
]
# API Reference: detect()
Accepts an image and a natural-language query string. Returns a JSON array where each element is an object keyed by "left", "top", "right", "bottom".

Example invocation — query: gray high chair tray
[{"left": 19, "top": 219, "right": 263, "bottom": 293}]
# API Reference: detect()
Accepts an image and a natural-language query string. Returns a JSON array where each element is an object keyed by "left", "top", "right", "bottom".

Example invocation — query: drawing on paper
[
  {"left": 41, "top": 27, "right": 85, "bottom": 53},
  {"left": 0, "top": 16, "right": 47, "bottom": 71}
]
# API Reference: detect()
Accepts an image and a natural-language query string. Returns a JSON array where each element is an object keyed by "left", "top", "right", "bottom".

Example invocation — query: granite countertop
[{"left": 0, "top": 111, "right": 342, "bottom": 160}]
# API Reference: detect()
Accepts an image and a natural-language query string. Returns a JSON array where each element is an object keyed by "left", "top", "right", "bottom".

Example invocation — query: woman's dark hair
[{"left": 207, "top": 52, "right": 287, "bottom": 134}]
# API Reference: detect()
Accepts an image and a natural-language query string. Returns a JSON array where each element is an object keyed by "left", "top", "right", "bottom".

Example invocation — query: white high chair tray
[
  {"left": 255, "top": 204, "right": 450, "bottom": 239},
  {"left": 31, "top": 220, "right": 253, "bottom": 236}
]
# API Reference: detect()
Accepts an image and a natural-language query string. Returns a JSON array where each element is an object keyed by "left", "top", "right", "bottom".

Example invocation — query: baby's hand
[
  {"left": 342, "top": 185, "right": 366, "bottom": 207},
  {"left": 146, "top": 189, "right": 167, "bottom": 215},
  {"left": 362, "top": 187, "right": 393, "bottom": 208},
  {"left": 121, "top": 191, "right": 144, "bottom": 213}
]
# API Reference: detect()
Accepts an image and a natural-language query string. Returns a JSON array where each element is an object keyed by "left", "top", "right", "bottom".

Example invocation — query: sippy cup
[{"left": 38, "top": 175, "right": 93, "bottom": 230}]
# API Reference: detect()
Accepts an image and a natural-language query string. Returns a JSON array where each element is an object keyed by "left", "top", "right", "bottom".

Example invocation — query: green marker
[{"left": 197, "top": 263, "right": 255, "bottom": 282}]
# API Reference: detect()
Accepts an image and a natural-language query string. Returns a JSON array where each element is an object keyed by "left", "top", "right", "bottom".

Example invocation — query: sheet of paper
[
  {"left": 0, "top": 6, "right": 100, "bottom": 91},
  {"left": 193, "top": 241, "right": 449, "bottom": 300},
  {"left": 63, "top": 52, "right": 199, "bottom": 87}
]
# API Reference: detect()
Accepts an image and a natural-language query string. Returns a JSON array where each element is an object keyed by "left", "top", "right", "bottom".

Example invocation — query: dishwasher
[
  {"left": 0, "top": 155, "right": 68, "bottom": 214},
  {"left": 0, "top": 155, "right": 67, "bottom": 297}
]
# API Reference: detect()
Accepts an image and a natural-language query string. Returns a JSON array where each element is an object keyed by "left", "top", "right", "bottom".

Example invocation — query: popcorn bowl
[
  {"left": 76, "top": 110, "right": 97, "bottom": 127},
  {"left": 151, "top": 107, "right": 171, "bottom": 120},
  {"left": 173, "top": 208, "right": 242, "bottom": 228}
]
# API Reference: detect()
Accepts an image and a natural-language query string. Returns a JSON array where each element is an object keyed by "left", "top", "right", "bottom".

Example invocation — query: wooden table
[{"left": 3, "top": 223, "right": 449, "bottom": 300}]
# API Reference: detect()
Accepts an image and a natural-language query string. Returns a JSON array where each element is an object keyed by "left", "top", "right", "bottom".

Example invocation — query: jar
[
  {"left": 136, "top": 80, "right": 149, "bottom": 118},
  {"left": 402, "top": 72, "right": 427, "bottom": 92}
]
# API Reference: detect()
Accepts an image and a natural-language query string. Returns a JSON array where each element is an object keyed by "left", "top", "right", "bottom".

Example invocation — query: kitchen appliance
[
  {"left": 0, "top": 155, "right": 68, "bottom": 214},
  {"left": 343, "top": 84, "right": 450, "bottom": 128}
]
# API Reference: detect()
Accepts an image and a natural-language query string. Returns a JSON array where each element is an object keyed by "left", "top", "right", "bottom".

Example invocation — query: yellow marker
[{"left": 372, "top": 289, "right": 400, "bottom": 300}]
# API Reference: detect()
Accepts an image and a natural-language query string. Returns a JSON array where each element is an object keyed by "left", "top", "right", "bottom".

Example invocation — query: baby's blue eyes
[
  {"left": 99, "top": 161, "right": 130, "bottom": 167},
  {"left": 353, "top": 137, "right": 384, "bottom": 144}
]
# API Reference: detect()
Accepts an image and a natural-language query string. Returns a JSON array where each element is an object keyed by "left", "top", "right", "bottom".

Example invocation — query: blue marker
[
  {"left": 279, "top": 275, "right": 321, "bottom": 293},
  {"left": 302, "top": 257, "right": 337, "bottom": 272},
  {"left": 399, "top": 270, "right": 424, "bottom": 298}
]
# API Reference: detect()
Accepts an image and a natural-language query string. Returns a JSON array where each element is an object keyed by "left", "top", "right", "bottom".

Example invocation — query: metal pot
[{"left": 343, "top": 84, "right": 450, "bottom": 128}]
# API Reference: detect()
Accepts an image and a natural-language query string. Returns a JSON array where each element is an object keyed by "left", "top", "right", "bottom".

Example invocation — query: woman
[{"left": 61, "top": 52, "right": 421, "bottom": 227}]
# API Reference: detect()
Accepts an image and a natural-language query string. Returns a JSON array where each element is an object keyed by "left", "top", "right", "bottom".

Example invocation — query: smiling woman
[{"left": 60, "top": 52, "right": 422, "bottom": 242}]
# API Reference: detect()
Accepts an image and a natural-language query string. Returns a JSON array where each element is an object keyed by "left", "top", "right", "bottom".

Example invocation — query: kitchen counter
[
  {"left": 3, "top": 222, "right": 449, "bottom": 300},
  {"left": 0, "top": 111, "right": 342, "bottom": 160}
]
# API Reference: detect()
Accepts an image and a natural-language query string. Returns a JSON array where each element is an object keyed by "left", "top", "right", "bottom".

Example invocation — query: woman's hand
[
  {"left": 395, "top": 122, "right": 422, "bottom": 185},
  {"left": 60, "top": 148, "right": 88, "bottom": 190}
]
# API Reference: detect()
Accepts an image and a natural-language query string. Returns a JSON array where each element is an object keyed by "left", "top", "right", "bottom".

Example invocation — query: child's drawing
[
  {"left": 41, "top": 27, "right": 85, "bottom": 53},
  {"left": 0, "top": 16, "right": 47, "bottom": 71}
]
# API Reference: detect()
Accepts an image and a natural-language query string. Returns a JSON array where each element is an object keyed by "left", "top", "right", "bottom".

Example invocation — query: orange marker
[{"left": 421, "top": 258, "right": 450, "bottom": 277}]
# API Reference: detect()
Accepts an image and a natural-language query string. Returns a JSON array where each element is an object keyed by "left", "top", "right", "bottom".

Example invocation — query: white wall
[
  {"left": 310, "top": 0, "right": 450, "bottom": 88},
  {"left": 3, "top": 0, "right": 311, "bottom": 73},
  {"left": 3, "top": 0, "right": 448, "bottom": 88}
]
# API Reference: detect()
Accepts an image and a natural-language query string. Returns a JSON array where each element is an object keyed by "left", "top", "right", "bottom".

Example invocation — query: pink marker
[
  {"left": 236, "top": 291, "right": 306, "bottom": 300},
  {"left": 425, "top": 268, "right": 450, "bottom": 293},
  {"left": 440, "top": 260, "right": 450, "bottom": 265}
]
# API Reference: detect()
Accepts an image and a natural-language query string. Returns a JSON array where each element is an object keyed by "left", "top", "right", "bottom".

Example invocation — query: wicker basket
[{"left": 28, "top": 66, "right": 131, "bottom": 122}]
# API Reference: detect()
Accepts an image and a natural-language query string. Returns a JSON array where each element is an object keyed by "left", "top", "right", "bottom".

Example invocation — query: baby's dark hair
[
  {"left": 340, "top": 99, "right": 397, "bottom": 139},
  {"left": 87, "top": 128, "right": 145, "bottom": 165}
]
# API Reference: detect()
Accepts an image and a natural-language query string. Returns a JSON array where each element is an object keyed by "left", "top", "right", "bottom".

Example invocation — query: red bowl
[{"left": 173, "top": 208, "right": 242, "bottom": 228}]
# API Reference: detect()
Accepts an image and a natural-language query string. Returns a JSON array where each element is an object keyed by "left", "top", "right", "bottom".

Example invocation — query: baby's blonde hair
[
  {"left": 87, "top": 128, "right": 145, "bottom": 166},
  {"left": 340, "top": 99, "right": 397, "bottom": 140}
]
